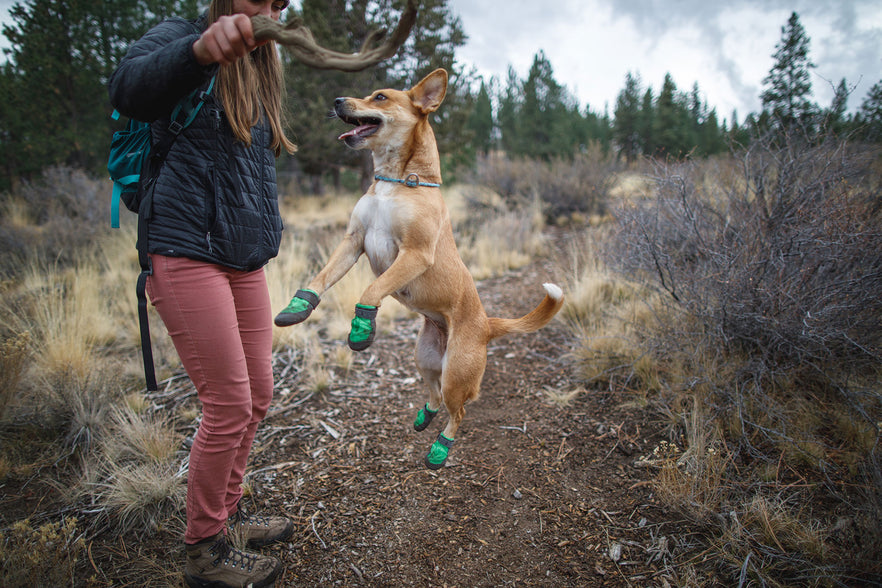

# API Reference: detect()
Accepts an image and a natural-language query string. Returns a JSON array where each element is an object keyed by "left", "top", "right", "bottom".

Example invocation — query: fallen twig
[{"left": 311, "top": 512, "right": 327, "bottom": 549}]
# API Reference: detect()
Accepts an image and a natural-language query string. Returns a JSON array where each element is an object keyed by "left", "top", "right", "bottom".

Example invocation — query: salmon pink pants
[{"left": 146, "top": 254, "right": 274, "bottom": 544}]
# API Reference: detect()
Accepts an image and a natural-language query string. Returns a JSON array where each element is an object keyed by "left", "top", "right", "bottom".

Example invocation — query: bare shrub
[
  {"left": 0, "top": 166, "right": 106, "bottom": 276},
  {"left": 607, "top": 135, "right": 882, "bottom": 583},
  {"left": 612, "top": 138, "right": 882, "bottom": 394},
  {"left": 464, "top": 146, "right": 620, "bottom": 223}
]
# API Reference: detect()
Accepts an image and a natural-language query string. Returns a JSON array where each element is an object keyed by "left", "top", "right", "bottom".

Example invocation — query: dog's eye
[{"left": 373, "top": 93, "right": 387, "bottom": 101}]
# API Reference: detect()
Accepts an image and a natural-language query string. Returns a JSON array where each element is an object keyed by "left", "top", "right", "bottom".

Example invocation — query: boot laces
[
  {"left": 208, "top": 537, "right": 257, "bottom": 572},
  {"left": 234, "top": 505, "right": 270, "bottom": 528}
]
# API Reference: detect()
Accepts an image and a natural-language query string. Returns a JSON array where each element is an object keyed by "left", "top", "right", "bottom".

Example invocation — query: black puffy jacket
[{"left": 108, "top": 14, "right": 283, "bottom": 272}]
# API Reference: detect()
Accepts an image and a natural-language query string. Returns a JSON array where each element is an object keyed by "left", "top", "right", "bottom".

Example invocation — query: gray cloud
[{"left": 607, "top": 0, "right": 882, "bottom": 108}]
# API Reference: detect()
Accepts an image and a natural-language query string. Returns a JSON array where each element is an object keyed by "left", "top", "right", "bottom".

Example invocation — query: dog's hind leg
[
  {"left": 413, "top": 318, "right": 445, "bottom": 432},
  {"left": 424, "top": 331, "right": 486, "bottom": 470}
]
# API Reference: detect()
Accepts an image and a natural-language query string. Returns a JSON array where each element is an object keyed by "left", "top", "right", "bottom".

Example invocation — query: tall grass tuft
[
  {"left": 94, "top": 459, "right": 187, "bottom": 536},
  {"left": 560, "top": 231, "right": 659, "bottom": 390},
  {"left": 103, "top": 405, "right": 181, "bottom": 465},
  {"left": 456, "top": 182, "right": 547, "bottom": 279}
]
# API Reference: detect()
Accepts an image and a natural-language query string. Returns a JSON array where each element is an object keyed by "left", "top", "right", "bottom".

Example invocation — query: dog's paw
[
  {"left": 413, "top": 403, "right": 439, "bottom": 432},
  {"left": 274, "top": 289, "right": 319, "bottom": 327},
  {"left": 348, "top": 304, "right": 378, "bottom": 351},
  {"left": 424, "top": 433, "right": 454, "bottom": 470}
]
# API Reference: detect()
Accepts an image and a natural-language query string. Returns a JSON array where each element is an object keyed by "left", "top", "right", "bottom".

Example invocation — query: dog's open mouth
[{"left": 337, "top": 114, "right": 381, "bottom": 141}]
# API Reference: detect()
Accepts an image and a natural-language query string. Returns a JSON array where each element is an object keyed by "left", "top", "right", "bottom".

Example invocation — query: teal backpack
[
  {"left": 108, "top": 75, "right": 216, "bottom": 228},
  {"left": 107, "top": 76, "right": 215, "bottom": 390}
]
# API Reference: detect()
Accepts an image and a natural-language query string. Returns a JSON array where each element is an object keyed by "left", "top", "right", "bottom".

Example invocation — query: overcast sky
[
  {"left": 447, "top": 0, "right": 882, "bottom": 124},
  {"left": 2, "top": 0, "right": 880, "bottom": 124}
]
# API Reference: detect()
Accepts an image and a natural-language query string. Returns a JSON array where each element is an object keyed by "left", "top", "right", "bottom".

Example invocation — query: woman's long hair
[{"left": 208, "top": 0, "right": 296, "bottom": 156}]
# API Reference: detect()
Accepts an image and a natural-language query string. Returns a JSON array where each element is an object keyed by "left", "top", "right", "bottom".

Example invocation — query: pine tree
[
  {"left": 518, "top": 51, "right": 581, "bottom": 158},
  {"left": 467, "top": 80, "right": 494, "bottom": 155},
  {"left": 0, "top": 0, "right": 198, "bottom": 188},
  {"left": 613, "top": 72, "right": 642, "bottom": 163},
  {"left": 653, "top": 73, "right": 692, "bottom": 158},
  {"left": 826, "top": 78, "right": 850, "bottom": 135},
  {"left": 700, "top": 108, "right": 725, "bottom": 155},
  {"left": 638, "top": 88, "right": 654, "bottom": 156},
  {"left": 857, "top": 79, "right": 882, "bottom": 143},
  {"left": 760, "top": 11, "right": 817, "bottom": 133},
  {"left": 497, "top": 66, "right": 522, "bottom": 155},
  {"left": 282, "top": 0, "right": 372, "bottom": 193}
]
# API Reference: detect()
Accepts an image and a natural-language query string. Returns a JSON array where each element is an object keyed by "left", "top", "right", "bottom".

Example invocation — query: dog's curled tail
[{"left": 487, "top": 283, "right": 564, "bottom": 341}]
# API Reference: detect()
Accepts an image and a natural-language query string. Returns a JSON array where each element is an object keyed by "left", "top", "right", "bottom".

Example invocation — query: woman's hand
[{"left": 192, "top": 14, "right": 263, "bottom": 67}]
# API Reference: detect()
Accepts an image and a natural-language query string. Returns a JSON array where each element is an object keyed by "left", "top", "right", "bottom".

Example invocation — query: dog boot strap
[
  {"left": 294, "top": 288, "right": 320, "bottom": 308},
  {"left": 425, "top": 433, "right": 455, "bottom": 470},
  {"left": 414, "top": 403, "right": 439, "bottom": 432},
  {"left": 349, "top": 304, "right": 378, "bottom": 351}
]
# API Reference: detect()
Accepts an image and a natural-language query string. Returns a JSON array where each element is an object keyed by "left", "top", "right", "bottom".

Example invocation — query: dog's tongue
[{"left": 338, "top": 124, "right": 378, "bottom": 140}]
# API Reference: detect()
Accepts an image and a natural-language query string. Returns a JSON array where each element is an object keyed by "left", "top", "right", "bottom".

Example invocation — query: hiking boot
[
  {"left": 184, "top": 532, "right": 282, "bottom": 588},
  {"left": 228, "top": 501, "right": 295, "bottom": 548}
]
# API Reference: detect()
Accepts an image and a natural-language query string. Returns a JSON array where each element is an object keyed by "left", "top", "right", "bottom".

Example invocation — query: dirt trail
[{"left": 234, "top": 256, "right": 680, "bottom": 587}]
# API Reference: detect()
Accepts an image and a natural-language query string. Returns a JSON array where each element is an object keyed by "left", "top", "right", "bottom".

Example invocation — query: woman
[{"left": 109, "top": 1, "right": 296, "bottom": 586}]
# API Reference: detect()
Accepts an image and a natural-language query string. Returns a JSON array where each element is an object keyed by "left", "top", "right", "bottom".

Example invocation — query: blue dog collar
[{"left": 375, "top": 173, "right": 441, "bottom": 188}]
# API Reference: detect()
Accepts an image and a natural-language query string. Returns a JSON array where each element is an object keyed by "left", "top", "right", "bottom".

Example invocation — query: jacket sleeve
[{"left": 108, "top": 18, "right": 218, "bottom": 122}]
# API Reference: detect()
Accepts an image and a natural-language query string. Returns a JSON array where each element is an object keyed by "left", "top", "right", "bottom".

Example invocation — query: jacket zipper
[{"left": 206, "top": 111, "right": 221, "bottom": 257}]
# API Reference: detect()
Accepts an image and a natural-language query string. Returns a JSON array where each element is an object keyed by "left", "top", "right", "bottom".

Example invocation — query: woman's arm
[{"left": 109, "top": 18, "right": 216, "bottom": 122}]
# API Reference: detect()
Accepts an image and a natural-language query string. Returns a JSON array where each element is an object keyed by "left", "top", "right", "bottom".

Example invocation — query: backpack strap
[
  {"left": 134, "top": 75, "right": 216, "bottom": 392},
  {"left": 136, "top": 218, "right": 158, "bottom": 391}
]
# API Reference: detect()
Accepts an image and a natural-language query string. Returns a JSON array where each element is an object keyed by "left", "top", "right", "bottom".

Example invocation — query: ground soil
[
  {"left": 5, "top": 231, "right": 690, "bottom": 587},
  {"left": 249, "top": 263, "right": 680, "bottom": 588}
]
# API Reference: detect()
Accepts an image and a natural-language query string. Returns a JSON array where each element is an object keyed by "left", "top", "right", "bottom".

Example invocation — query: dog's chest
[{"left": 354, "top": 185, "right": 400, "bottom": 273}]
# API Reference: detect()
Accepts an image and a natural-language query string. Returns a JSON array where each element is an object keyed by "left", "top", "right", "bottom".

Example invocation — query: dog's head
[{"left": 335, "top": 68, "right": 448, "bottom": 150}]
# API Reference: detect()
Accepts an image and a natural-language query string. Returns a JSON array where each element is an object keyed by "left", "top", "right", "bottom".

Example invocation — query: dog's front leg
[
  {"left": 346, "top": 245, "right": 435, "bottom": 351},
  {"left": 275, "top": 227, "right": 364, "bottom": 327},
  {"left": 307, "top": 231, "right": 365, "bottom": 295},
  {"left": 358, "top": 245, "right": 434, "bottom": 307}
]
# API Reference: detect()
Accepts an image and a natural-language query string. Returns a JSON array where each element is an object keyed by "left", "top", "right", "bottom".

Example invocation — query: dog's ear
[{"left": 410, "top": 69, "right": 448, "bottom": 114}]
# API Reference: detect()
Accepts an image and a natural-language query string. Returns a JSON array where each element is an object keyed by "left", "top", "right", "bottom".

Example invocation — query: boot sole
[{"left": 184, "top": 560, "right": 282, "bottom": 588}]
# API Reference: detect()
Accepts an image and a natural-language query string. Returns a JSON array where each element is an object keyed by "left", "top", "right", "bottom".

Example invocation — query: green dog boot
[
  {"left": 348, "top": 304, "right": 378, "bottom": 351},
  {"left": 425, "top": 433, "right": 454, "bottom": 470},
  {"left": 275, "top": 288, "right": 319, "bottom": 326},
  {"left": 413, "top": 403, "right": 439, "bottom": 432}
]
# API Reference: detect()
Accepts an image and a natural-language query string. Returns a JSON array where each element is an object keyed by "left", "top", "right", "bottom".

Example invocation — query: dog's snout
[{"left": 334, "top": 97, "right": 346, "bottom": 108}]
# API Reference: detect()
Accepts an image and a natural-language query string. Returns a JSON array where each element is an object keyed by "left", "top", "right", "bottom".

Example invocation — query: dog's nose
[{"left": 334, "top": 98, "right": 346, "bottom": 108}]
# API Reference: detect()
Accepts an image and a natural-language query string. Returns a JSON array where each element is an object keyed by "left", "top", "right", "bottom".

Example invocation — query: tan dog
[{"left": 275, "top": 69, "right": 564, "bottom": 469}]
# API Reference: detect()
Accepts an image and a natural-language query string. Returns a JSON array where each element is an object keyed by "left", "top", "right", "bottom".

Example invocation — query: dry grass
[
  {"left": 93, "top": 459, "right": 187, "bottom": 536},
  {"left": 2, "top": 176, "right": 547, "bottom": 546},
  {"left": 559, "top": 231, "right": 660, "bottom": 391},
  {"left": 0, "top": 517, "right": 84, "bottom": 587},
  {"left": 540, "top": 385, "right": 586, "bottom": 407},
  {"left": 103, "top": 405, "right": 181, "bottom": 465},
  {"left": 454, "top": 187, "right": 548, "bottom": 280},
  {"left": 0, "top": 331, "right": 30, "bottom": 421}
]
